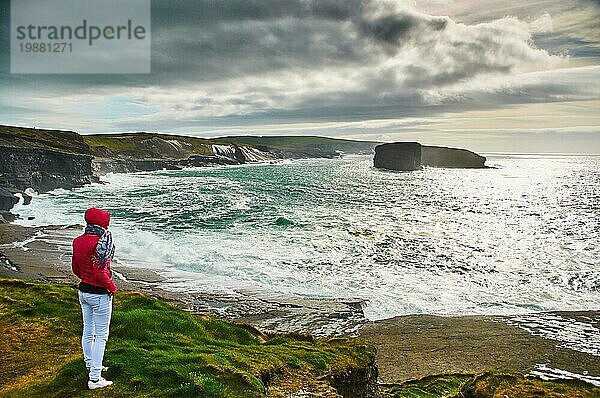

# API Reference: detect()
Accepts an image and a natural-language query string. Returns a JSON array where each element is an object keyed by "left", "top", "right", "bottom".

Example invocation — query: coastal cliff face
[
  {"left": 374, "top": 142, "right": 486, "bottom": 171},
  {"left": 328, "top": 354, "right": 379, "bottom": 398},
  {"left": 0, "top": 188, "right": 19, "bottom": 220},
  {"left": 85, "top": 134, "right": 378, "bottom": 175},
  {"left": 0, "top": 147, "right": 95, "bottom": 192},
  {"left": 0, "top": 125, "right": 97, "bottom": 213}
]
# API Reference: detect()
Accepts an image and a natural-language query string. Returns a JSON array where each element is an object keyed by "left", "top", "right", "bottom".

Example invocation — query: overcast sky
[{"left": 1, "top": 0, "right": 599, "bottom": 153}]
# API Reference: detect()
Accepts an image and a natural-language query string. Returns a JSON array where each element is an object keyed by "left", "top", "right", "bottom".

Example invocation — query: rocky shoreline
[
  {"left": 360, "top": 312, "right": 600, "bottom": 385},
  {"left": 1, "top": 222, "right": 598, "bottom": 393}
]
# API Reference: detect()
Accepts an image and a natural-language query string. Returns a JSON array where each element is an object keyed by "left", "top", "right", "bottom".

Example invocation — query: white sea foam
[
  {"left": 508, "top": 313, "right": 600, "bottom": 356},
  {"left": 530, "top": 364, "right": 600, "bottom": 387}
]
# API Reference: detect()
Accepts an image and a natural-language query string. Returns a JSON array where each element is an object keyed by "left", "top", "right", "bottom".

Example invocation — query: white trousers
[{"left": 78, "top": 291, "right": 113, "bottom": 381}]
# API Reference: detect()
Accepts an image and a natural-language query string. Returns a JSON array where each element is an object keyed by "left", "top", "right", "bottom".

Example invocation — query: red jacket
[{"left": 72, "top": 208, "right": 117, "bottom": 295}]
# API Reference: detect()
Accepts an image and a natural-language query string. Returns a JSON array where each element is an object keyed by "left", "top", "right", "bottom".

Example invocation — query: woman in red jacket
[{"left": 72, "top": 207, "right": 116, "bottom": 390}]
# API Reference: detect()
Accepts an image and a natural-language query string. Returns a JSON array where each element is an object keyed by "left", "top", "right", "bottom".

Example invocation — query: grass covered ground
[
  {"left": 2, "top": 277, "right": 598, "bottom": 398},
  {"left": 0, "top": 279, "right": 375, "bottom": 397},
  {"left": 0, "top": 125, "right": 91, "bottom": 155}
]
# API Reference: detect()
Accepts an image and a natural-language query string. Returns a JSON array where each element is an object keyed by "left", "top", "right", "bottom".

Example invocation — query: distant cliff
[
  {"left": 374, "top": 142, "right": 486, "bottom": 171},
  {"left": 85, "top": 133, "right": 378, "bottom": 175},
  {"left": 219, "top": 136, "right": 378, "bottom": 159}
]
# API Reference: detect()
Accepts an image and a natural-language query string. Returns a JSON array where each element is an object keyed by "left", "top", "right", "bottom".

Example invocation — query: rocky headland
[
  {"left": 421, "top": 145, "right": 487, "bottom": 168},
  {"left": 0, "top": 126, "right": 98, "bottom": 222},
  {"left": 374, "top": 142, "right": 487, "bottom": 171},
  {"left": 0, "top": 124, "right": 378, "bottom": 221},
  {"left": 373, "top": 142, "right": 422, "bottom": 171}
]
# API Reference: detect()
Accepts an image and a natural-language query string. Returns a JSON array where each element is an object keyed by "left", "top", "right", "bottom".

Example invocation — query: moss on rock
[{"left": 383, "top": 372, "right": 600, "bottom": 398}]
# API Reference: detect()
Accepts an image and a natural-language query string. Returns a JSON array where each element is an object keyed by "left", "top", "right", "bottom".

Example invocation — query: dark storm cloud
[
  {"left": 0, "top": 0, "right": 9, "bottom": 71},
  {"left": 147, "top": 0, "right": 548, "bottom": 89},
  {"left": 151, "top": 16, "right": 363, "bottom": 81},
  {"left": 1, "top": 0, "right": 367, "bottom": 85},
  {"left": 358, "top": 13, "right": 447, "bottom": 45},
  {"left": 0, "top": 0, "right": 560, "bottom": 87},
  {"left": 151, "top": 0, "right": 362, "bottom": 24},
  {"left": 149, "top": 0, "right": 453, "bottom": 83}
]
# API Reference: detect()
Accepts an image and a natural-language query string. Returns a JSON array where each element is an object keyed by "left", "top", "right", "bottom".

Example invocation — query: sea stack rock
[
  {"left": 374, "top": 142, "right": 422, "bottom": 171},
  {"left": 422, "top": 146, "right": 486, "bottom": 168},
  {"left": 374, "top": 142, "right": 487, "bottom": 171}
]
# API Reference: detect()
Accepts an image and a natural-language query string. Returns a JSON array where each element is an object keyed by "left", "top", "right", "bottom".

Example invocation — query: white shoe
[{"left": 88, "top": 377, "right": 113, "bottom": 390}]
